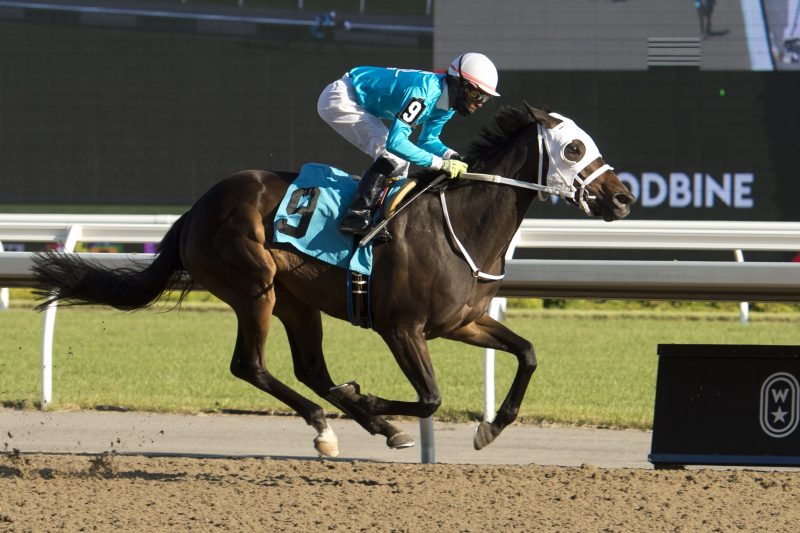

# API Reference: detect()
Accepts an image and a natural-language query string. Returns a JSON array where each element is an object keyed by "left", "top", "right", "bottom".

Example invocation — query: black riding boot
[{"left": 339, "top": 157, "right": 395, "bottom": 241}]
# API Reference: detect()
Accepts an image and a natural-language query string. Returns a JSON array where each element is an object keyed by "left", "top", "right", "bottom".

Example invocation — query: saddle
[
  {"left": 273, "top": 164, "right": 426, "bottom": 329},
  {"left": 378, "top": 177, "right": 419, "bottom": 219}
]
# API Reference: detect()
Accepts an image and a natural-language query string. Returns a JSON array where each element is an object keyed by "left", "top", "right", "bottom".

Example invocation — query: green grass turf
[{"left": 2, "top": 303, "right": 799, "bottom": 429}]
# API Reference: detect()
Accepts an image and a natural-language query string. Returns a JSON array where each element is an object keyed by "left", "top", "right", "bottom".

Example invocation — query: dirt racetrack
[{"left": 2, "top": 452, "right": 799, "bottom": 532}]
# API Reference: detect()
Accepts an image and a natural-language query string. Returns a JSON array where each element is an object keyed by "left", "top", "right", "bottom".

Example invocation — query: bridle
[
  {"left": 440, "top": 114, "right": 613, "bottom": 281},
  {"left": 459, "top": 120, "right": 612, "bottom": 216}
]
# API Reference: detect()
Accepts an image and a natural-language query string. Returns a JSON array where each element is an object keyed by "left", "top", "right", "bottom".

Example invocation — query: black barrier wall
[
  {"left": 2, "top": 20, "right": 799, "bottom": 223},
  {"left": 0, "top": 21, "right": 431, "bottom": 205},
  {"left": 650, "top": 344, "right": 800, "bottom": 467},
  {"left": 451, "top": 69, "right": 800, "bottom": 223}
]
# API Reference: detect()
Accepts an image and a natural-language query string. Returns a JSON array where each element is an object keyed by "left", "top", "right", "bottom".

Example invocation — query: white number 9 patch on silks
[{"left": 399, "top": 98, "right": 426, "bottom": 125}]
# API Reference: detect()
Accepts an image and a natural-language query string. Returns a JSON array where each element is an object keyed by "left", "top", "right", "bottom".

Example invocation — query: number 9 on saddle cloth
[{"left": 274, "top": 162, "right": 415, "bottom": 276}]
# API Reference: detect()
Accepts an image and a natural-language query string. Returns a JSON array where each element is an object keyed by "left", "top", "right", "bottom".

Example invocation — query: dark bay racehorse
[{"left": 32, "top": 104, "right": 634, "bottom": 457}]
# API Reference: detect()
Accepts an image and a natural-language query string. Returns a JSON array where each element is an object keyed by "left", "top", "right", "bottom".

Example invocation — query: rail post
[
  {"left": 41, "top": 224, "right": 82, "bottom": 407},
  {"left": 734, "top": 249, "right": 749, "bottom": 324},
  {"left": 0, "top": 241, "right": 7, "bottom": 311}
]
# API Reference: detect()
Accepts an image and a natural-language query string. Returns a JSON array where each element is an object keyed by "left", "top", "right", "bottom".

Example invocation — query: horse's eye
[{"left": 563, "top": 140, "right": 585, "bottom": 162}]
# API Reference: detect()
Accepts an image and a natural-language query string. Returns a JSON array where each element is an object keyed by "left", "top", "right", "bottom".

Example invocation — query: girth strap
[{"left": 347, "top": 271, "right": 372, "bottom": 328}]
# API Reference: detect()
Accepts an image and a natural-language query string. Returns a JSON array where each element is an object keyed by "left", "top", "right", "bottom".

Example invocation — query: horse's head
[{"left": 524, "top": 103, "right": 635, "bottom": 221}]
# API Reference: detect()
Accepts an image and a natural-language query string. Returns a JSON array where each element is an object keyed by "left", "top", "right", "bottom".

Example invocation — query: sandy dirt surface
[{"left": 2, "top": 452, "right": 799, "bottom": 532}]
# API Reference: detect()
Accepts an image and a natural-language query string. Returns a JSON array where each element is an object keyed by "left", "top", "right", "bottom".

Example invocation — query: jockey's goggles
[{"left": 463, "top": 83, "right": 491, "bottom": 104}]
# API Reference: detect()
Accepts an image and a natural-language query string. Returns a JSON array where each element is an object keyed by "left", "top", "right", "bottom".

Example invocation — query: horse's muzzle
[
  {"left": 607, "top": 191, "right": 635, "bottom": 221},
  {"left": 595, "top": 190, "right": 635, "bottom": 221}
]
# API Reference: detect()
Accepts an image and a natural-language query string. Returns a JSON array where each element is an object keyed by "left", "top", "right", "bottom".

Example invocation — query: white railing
[
  {"left": 2, "top": 215, "right": 800, "bottom": 464},
  {"left": 0, "top": 214, "right": 180, "bottom": 245},
  {"left": 0, "top": 215, "right": 179, "bottom": 410},
  {"left": 516, "top": 219, "right": 800, "bottom": 251},
  {"left": 479, "top": 218, "right": 800, "bottom": 444}
]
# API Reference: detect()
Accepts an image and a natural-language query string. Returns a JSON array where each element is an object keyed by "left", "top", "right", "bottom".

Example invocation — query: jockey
[{"left": 317, "top": 52, "right": 500, "bottom": 240}]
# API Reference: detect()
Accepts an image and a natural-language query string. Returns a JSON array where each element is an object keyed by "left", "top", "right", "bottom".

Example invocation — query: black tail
[{"left": 32, "top": 212, "right": 193, "bottom": 312}]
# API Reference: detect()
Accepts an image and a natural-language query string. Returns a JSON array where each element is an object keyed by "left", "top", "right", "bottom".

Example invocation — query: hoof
[
  {"left": 314, "top": 436, "right": 340, "bottom": 458},
  {"left": 314, "top": 427, "right": 340, "bottom": 458},
  {"left": 473, "top": 421, "right": 498, "bottom": 451},
  {"left": 387, "top": 431, "right": 415, "bottom": 449}
]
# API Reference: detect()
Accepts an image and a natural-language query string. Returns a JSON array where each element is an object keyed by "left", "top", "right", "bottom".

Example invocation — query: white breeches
[{"left": 317, "top": 75, "right": 409, "bottom": 177}]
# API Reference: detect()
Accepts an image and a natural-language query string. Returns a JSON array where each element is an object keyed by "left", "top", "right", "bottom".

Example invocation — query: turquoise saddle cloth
[{"left": 274, "top": 163, "right": 374, "bottom": 275}]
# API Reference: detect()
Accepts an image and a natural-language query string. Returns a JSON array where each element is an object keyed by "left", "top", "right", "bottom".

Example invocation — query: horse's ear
[{"left": 524, "top": 102, "right": 561, "bottom": 128}]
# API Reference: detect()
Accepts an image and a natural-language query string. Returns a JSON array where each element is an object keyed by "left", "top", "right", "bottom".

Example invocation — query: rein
[
  {"left": 362, "top": 116, "right": 613, "bottom": 282},
  {"left": 459, "top": 171, "right": 568, "bottom": 197},
  {"left": 460, "top": 124, "right": 611, "bottom": 215}
]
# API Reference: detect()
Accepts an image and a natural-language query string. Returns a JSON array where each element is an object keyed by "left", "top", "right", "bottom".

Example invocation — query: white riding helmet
[{"left": 448, "top": 52, "right": 500, "bottom": 97}]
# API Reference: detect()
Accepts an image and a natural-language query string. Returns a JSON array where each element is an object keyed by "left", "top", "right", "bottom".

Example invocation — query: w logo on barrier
[{"left": 760, "top": 372, "right": 800, "bottom": 438}]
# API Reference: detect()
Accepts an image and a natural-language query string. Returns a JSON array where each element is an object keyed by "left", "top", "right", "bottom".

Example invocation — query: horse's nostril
[{"left": 615, "top": 193, "right": 635, "bottom": 206}]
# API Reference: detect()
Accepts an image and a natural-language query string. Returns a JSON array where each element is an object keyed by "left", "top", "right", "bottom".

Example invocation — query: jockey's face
[
  {"left": 462, "top": 82, "right": 491, "bottom": 113},
  {"left": 449, "top": 76, "right": 492, "bottom": 117}
]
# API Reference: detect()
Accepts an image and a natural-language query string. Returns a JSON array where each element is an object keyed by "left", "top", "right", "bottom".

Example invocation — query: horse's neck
[{"left": 446, "top": 144, "right": 537, "bottom": 264}]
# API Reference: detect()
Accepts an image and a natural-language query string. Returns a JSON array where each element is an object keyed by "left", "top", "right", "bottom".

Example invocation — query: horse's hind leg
[
  {"left": 184, "top": 202, "right": 338, "bottom": 457},
  {"left": 442, "top": 313, "right": 537, "bottom": 450},
  {"left": 229, "top": 297, "right": 341, "bottom": 457},
  {"left": 273, "top": 284, "right": 416, "bottom": 450}
]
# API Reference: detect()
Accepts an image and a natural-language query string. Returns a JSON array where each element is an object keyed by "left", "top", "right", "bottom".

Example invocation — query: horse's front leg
[
  {"left": 442, "top": 312, "right": 537, "bottom": 450},
  {"left": 330, "top": 325, "right": 442, "bottom": 422}
]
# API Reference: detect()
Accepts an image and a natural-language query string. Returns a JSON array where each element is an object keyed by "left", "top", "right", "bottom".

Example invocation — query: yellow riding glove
[{"left": 440, "top": 159, "right": 469, "bottom": 179}]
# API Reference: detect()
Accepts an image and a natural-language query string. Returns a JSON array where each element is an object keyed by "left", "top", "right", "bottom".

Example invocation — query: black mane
[
  {"left": 409, "top": 105, "right": 535, "bottom": 184},
  {"left": 464, "top": 105, "right": 535, "bottom": 165}
]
